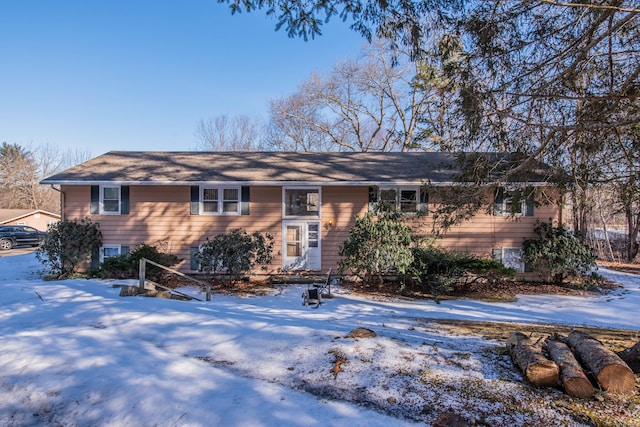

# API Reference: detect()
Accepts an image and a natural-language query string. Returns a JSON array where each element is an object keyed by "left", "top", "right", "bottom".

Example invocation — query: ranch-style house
[{"left": 41, "top": 151, "right": 564, "bottom": 276}]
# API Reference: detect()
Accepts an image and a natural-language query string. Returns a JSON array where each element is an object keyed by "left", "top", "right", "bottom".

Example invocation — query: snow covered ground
[{"left": 0, "top": 252, "right": 638, "bottom": 426}]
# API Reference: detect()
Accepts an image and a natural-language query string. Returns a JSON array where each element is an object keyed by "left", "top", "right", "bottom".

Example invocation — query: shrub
[
  {"left": 100, "top": 243, "right": 180, "bottom": 280},
  {"left": 408, "top": 246, "right": 466, "bottom": 299},
  {"left": 338, "top": 212, "right": 414, "bottom": 284},
  {"left": 408, "top": 247, "right": 517, "bottom": 300},
  {"left": 196, "top": 229, "right": 274, "bottom": 283},
  {"left": 523, "top": 219, "right": 597, "bottom": 282},
  {"left": 36, "top": 218, "right": 102, "bottom": 279}
]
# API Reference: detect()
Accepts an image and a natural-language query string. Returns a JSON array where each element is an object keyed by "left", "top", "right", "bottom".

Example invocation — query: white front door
[{"left": 282, "top": 221, "right": 321, "bottom": 271}]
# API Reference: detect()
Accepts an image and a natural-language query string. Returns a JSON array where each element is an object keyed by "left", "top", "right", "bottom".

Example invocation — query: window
[
  {"left": 200, "top": 186, "right": 241, "bottom": 215},
  {"left": 91, "top": 185, "right": 129, "bottom": 215},
  {"left": 102, "top": 186, "right": 120, "bottom": 213},
  {"left": 370, "top": 186, "right": 426, "bottom": 214},
  {"left": 399, "top": 189, "right": 418, "bottom": 212},
  {"left": 284, "top": 188, "right": 320, "bottom": 217},
  {"left": 101, "top": 244, "right": 121, "bottom": 263},
  {"left": 494, "top": 187, "right": 534, "bottom": 217},
  {"left": 493, "top": 247, "right": 525, "bottom": 272}
]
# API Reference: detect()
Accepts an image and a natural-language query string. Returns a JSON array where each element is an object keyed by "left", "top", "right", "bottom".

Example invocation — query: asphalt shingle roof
[
  {"left": 42, "top": 151, "right": 470, "bottom": 184},
  {"left": 41, "top": 151, "right": 549, "bottom": 185}
]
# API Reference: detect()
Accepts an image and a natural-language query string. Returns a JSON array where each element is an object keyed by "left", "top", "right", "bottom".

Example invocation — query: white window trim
[
  {"left": 100, "top": 185, "right": 121, "bottom": 215},
  {"left": 100, "top": 244, "right": 121, "bottom": 263},
  {"left": 282, "top": 187, "right": 322, "bottom": 219},
  {"left": 378, "top": 186, "right": 423, "bottom": 214},
  {"left": 199, "top": 186, "right": 241, "bottom": 215},
  {"left": 500, "top": 192, "right": 527, "bottom": 217},
  {"left": 496, "top": 247, "right": 525, "bottom": 272}
]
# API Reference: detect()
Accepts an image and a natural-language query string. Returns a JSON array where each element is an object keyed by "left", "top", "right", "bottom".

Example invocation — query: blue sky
[{"left": 0, "top": 1, "right": 365, "bottom": 155}]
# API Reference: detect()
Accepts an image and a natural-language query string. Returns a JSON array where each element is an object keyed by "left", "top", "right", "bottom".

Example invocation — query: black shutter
[
  {"left": 190, "top": 186, "right": 199, "bottom": 215},
  {"left": 190, "top": 247, "right": 200, "bottom": 270},
  {"left": 121, "top": 246, "right": 130, "bottom": 256},
  {"left": 241, "top": 186, "right": 250, "bottom": 215},
  {"left": 90, "top": 245, "right": 100, "bottom": 269},
  {"left": 493, "top": 188, "right": 504, "bottom": 216},
  {"left": 525, "top": 190, "right": 535, "bottom": 217},
  {"left": 492, "top": 248, "right": 502, "bottom": 263},
  {"left": 121, "top": 186, "right": 130, "bottom": 214},
  {"left": 90, "top": 185, "right": 99, "bottom": 214}
]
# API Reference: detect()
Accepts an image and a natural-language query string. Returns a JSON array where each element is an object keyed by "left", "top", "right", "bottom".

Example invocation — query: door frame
[{"left": 282, "top": 220, "right": 321, "bottom": 271}]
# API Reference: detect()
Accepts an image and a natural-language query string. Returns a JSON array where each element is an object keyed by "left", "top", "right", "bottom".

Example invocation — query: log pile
[
  {"left": 545, "top": 336, "right": 594, "bottom": 398},
  {"left": 618, "top": 339, "right": 640, "bottom": 374},
  {"left": 566, "top": 331, "right": 636, "bottom": 396},
  {"left": 507, "top": 332, "right": 559, "bottom": 388},
  {"left": 508, "top": 330, "right": 637, "bottom": 398}
]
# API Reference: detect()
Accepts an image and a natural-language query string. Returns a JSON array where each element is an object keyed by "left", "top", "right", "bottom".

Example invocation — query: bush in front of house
[
  {"left": 338, "top": 212, "right": 414, "bottom": 284},
  {"left": 36, "top": 218, "right": 102, "bottom": 279},
  {"left": 408, "top": 246, "right": 468, "bottom": 299},
  {"left": 407, "top": 247, "right": 517, "bottom": 301},
  {"left": 196, "top": 228, "right": 274, "bottom": 284},
  {"left": 338, "top": 212, "right": 517, "bottom": 298},
  {"left": 99, "top": 243, "right": 180, "bottom": 280},
  {"left": 523, "top": 219, "right": 597, "bottom": 283}
]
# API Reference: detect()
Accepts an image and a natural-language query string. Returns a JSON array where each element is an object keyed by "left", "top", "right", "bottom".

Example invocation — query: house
[
  {"left": 41, "top": 151, "right": 564, "bottom": 275},
  {"left": 0, "top": 209, "right": 60, "bottom": 231}
]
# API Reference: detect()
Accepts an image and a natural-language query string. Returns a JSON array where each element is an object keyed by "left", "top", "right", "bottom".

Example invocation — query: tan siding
[
  {"left": 3, "top": 213, "right": 59, "bottom": 231},
  {"left": 61, "top": 184, "right": 563, "bottom": 275},
  {"left": 62, "top": 185, "right": 285, "bottom": 273},
  {"left": 410, "top": 190, "right": 563, "bottom": 258},
  {"left": 321, "top": 186, "right": 368, "bottom": 271}
]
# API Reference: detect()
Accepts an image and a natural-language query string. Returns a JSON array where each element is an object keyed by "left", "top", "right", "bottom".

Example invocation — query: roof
[
  {"left": 41, "top": 151, "right": 551, "bottom": 186},
  {"left": 0, "top": 209, "right": 61, "bottom": 224}
]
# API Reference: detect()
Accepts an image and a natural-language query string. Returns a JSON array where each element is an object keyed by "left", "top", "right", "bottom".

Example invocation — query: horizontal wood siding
[
  {"left": 62, "top": 185, "right": 284, "bottom": 273},
  {"left": 61, "top": 184, "right": 563, "bottom": 274},
  {"left": 321, "top": 186, "right": 369, "bottom": 271},
  {"left": 409, "top": 189, "right": 563, "bottom": 259}
]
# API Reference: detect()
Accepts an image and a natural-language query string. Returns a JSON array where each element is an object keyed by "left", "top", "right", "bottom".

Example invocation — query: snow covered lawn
[{"left": 1, "top": 252, "right": 638, "bottom": 426}]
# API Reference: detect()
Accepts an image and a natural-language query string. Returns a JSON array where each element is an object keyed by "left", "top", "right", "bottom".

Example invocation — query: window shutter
[
  {"left": 419, "top": 189, "right": 429, "bottom": 214},
  {"left": 190, "top": 247, "right": 200, "bottom": 270},
  {"left": 90, "top": 185, "right": 99, "bottom": 214},
  {"left": 493, "top": 188, "right": 504, "bottom": 216},
  {"left": 121, "top": 245, "right": 130, "bottom": 256},
  {"left": 525, "top": 193, "right": 535, "bottom": 217},
  {"left": 121, "top": 186, "right": 130, "bottom": 214},
  {"left": 190, "top": 186, "right": 199, "bottom": 215},
  {"left": 241, "top": 186, "right": 250, "bottom": 215},
  {"left": 90, "top": 245, "right": 100, "bottom": 269},
  {"left": 368, "top": 186, "right": 378, "bottom": 212},
  {"left": 492, "top": 248, "right": 503, "bottom": 263}
]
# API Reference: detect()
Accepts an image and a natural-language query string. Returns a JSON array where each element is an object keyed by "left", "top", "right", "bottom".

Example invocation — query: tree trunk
[
  {"left": 567, "top": 331, "right": 636, "bottom": 395},
  {"left": 618, "top": 340, "right": 640, "bottom": 374},
  {"left": 545, "top": 336, "right": 595, "bottom": 398},
  {"left": 508, "top": 332, "right": 559, "bottom": 387}
]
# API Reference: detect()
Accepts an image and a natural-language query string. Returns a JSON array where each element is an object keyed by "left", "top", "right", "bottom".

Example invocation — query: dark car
[{"left": 0, "top": 225, "right": 48, "bottom": 250}]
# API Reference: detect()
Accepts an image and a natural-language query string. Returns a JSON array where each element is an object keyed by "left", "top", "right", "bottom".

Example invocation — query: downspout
[{"left": 49, "top": 185, "right": 65, "bottom": 222}]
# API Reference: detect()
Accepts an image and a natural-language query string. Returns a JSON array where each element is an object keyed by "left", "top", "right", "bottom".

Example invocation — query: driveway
[{"left": 0, "top": 246, "right": 38, "bottom": 257}]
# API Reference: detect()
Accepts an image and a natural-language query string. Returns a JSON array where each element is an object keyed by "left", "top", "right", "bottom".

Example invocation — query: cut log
[
  {"left": 507, "top": 332, "right": 559, "bottom": 387},
  {"left": 567, "top": 331, "right": 636, "bottom": 395},
  {"left": 618, "top": 340, "right": 640, "bottom": 374},
  {"left": 119, "top": 285, "right": 143, "bottom": 297},
  {"left": 545, "top": 336, "right": 595, "bottom": 398}
]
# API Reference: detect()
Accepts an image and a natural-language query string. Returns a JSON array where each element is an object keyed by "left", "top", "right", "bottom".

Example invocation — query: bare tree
[
  {"left": 0, "top": 142, "right": 38, "bottom": 209},
  {"left": 0, "top": 142, "right": 92, "bottom": 213},
  {"left": 268, "top": 40, "right": 434, "bottom": 152},
  {"left": 194, "top": 114, "right": 265, "bottom": 151}
]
